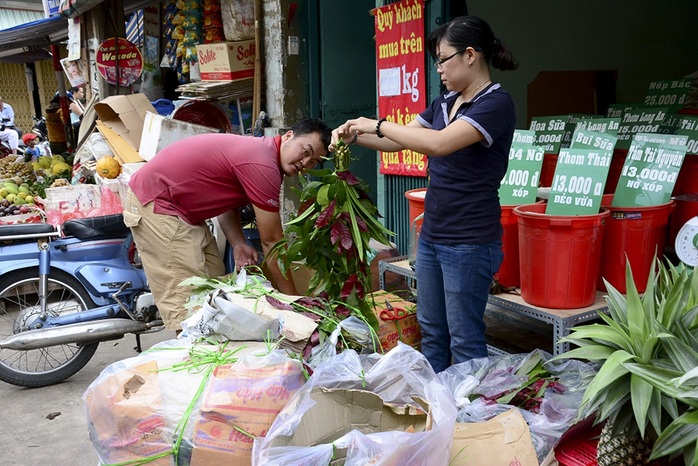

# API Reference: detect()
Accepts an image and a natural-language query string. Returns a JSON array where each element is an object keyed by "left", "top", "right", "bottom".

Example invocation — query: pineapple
[{"left": 597, "top": 423, "right": 654, "bottom": 466}]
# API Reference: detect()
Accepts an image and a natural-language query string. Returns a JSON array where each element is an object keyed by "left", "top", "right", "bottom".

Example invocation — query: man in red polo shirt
[{"left": 124, "top": 119, "right": 331, "bottom": 331}]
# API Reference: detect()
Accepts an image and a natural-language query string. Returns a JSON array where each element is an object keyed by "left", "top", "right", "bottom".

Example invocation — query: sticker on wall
[{"left": 95, "top": 38, "right": 143, "bottom": 86}]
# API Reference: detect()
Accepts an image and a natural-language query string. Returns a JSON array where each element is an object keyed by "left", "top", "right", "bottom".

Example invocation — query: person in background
[
  {"left": 123, "top": 119, "right": 331, "bottom": 333},
  {"left": 68, "top": 86, "right": 85, "bottom": 139},
  {"left": 330, "top": 15, "right": 518, "bottom": 372},
  {"left": 0, "top": 96, "right": 21, "bottom": 154},
  {"left": 22, "top": 133, "right": 41, "bottom": 161}
]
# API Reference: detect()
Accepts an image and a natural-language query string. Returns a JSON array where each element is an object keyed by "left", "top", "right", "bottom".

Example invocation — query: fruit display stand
[{"left": 378, "top": 255, "right": 608, "bottom": 356}]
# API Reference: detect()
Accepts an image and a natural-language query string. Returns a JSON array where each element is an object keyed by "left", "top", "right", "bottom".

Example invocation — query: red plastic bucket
[
  {"left": 604, "top": 149, "right": 628, "bottom": 194},
  {"left": 514, "top": 203, "right": 609, "bottom": 309},
  {"left": 539, "top": 153, "right": 558, "bottom": 187},
  {"left": 495, "top": 205, "right": 522, "bottom": 288},
  {"left": 598, "top": 194, "right": 674, "bottom": 293},
  {"left": 405, "top": 188, "right": 427, "bottom": 225}
]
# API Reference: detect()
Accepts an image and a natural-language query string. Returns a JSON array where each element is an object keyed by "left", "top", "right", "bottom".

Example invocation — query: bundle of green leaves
[{"left": 270, "top": 140, "right": 394, "bottom": 331}]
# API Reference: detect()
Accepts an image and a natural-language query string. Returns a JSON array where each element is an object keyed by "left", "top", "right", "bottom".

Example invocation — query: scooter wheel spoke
[{"left": 0, "top": 268, "right": 99, "bottom": 387}]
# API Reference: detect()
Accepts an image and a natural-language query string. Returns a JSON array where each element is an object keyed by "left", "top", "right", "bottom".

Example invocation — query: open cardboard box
[
  {"left": 450, "top": 409, "right": 538, "bottom": 466},
  {"left": 269, "top": 386, "right": 430, "bottom": 462},
  {"left": 94, "top": 94, "right": 157, "bottom": 164}
]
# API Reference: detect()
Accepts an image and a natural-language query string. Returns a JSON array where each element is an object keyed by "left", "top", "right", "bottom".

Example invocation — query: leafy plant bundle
[
  {"left": 471, "top": 352, "right": 566, "bottom": 414},
  {"left": 554, "top": 260, "right": 698, "bottom": 464},
  {"left": 180, "top": 269, "right": 378, "bottom": 363},
  {"left": 270, "top": 140, "right": 394, "bottom": 331}
]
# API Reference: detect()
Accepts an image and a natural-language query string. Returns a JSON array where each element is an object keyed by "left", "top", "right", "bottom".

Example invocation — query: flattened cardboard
[
  {"left": 450, "top": 409, "right": 538, "bottom": 466},
  {"left": 94, "top": 93, "right": 156, "bottom": 152},
  {"left": 96, "top": 120, "right": 144, "bottom": 163}
]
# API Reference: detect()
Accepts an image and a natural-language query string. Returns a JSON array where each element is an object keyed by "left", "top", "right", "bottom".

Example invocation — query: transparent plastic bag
[
  {"left": 84, "top": 339, "right": 305, "bottom": 465},
  {"left": 438, "top": 350, "right": 596, "bottom": 462},
  {"left": 253, "top": 343, "right": 457, "bottom": 466}
]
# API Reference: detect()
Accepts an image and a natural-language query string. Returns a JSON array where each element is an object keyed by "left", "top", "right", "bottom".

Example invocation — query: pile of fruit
[
  {"left": 30, "top": 155, "right": 72, "bottom": 180},
  {"left": 0, "top": 178, "right": 38, "bottom": 217},
  {"left": 0, "top": 155, "right": 74, "bottom": 220}
]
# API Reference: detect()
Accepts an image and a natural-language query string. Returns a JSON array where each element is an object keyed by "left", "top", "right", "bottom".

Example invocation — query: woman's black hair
[{"left": 427, "top": 15, "right": 518, "bottom": 71}]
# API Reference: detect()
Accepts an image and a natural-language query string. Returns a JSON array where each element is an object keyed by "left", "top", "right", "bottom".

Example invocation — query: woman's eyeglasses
[{"left": 434, "top": 49, "right": 466, "bottom": 69}]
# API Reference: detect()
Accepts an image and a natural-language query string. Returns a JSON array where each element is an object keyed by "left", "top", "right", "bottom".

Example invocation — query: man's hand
[{"left": 233, "top": 243, "right": 259, "bottom": 271}]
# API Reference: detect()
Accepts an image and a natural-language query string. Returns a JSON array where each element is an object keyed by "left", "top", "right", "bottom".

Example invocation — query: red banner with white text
[{"left": 374, "top": 0, "right": 427, "bottom": 177}]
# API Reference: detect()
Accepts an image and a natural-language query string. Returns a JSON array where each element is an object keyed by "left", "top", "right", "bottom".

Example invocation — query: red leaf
[
  {"left": 300, "top": 311, "right": 322, "bottom": 322},
  {"left": 341, "top": 274, "right": 357, "bottom": 299},
  {"left": 331, "top": 221, "right": 353, "bottom": 250},
  {"left": 315, "top": 199, "right": 336, "bottom": 228},
  {"left": 335, "top": 304, "right": 351, "bottom": 318},
  {"left": 336, "top": 170, "right": 360, "bottom": 185},
  {"left": 266, "top": 295, "right": 294, "bottom": 311},
  {"left": 355, "top": 216, "right": 369, "bottom": 232}
]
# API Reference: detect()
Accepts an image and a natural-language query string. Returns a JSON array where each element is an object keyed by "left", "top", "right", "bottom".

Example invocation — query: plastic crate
[{"left": 555, "top": 437, "right": 598, "bottom": 466}]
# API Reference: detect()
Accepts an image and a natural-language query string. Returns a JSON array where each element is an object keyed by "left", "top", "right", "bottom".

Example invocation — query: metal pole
[{"left": 50, "top": 44, "right": 75, "bottom": 149}]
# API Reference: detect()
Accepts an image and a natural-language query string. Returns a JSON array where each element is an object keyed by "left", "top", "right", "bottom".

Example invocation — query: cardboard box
[
  {"left": 368, "top": 290, "right": 421, "bottom": 353},
  {"left": 191, "top": 361, "right": 306, "bottom": 465},
  {"left": 196, "top": 41, "right": 255, "bottom": 82},
  {"left": 450, "top": 409, "right": 539, "bottom": 466},
  {"left": 273, "top": 387, "right": 429, "bottom": 455},
  {"left": 139, "top": 112, "right": 221, "bottom": 161},
  {"left": 95, "top": 94, "right": 156, "bottom": 152}
]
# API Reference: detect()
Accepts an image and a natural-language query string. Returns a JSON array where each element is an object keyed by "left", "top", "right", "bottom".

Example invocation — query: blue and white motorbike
[{"left": 0, "top": 214, "right": 161, "bottom": 387}]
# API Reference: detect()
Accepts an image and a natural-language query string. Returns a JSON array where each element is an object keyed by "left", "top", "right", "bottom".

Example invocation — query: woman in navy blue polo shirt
[{"left": 330, "top": 15, "right": 518, "bottom": 373}]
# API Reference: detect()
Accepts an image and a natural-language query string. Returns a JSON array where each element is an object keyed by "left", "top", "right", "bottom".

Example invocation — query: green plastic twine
[{"left": 103, "top": 341, "right": 249, "bottom": 466}]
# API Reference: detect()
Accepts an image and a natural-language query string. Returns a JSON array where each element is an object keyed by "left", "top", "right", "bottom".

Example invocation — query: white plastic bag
[
  {"left": 438, "top": 350, "right": 596, "bottom": 462},
  {"left": 252, "top": 343, "right": 457, "bottom": 465}
]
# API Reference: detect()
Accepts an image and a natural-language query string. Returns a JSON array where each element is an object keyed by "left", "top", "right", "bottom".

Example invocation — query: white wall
[{"left": 467, "top": 0, "right": 698, "bottom": 127}]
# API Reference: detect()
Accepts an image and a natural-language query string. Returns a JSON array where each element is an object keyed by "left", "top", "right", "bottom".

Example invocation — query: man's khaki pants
[{"left": 123, "top": 189, "right": 225, "bottom": 330}]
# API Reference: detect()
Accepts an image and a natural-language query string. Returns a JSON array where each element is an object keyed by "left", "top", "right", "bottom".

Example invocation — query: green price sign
[
  {"left": 616, "top": 107, "right": 670, "bottom": 150},
  {"left": 513, "top": 129, "right": 536, "bottom": 145},
  {"left": 574, "top": 117, "right": 620, "bottom": 136},
  {"left": 499, "top": 143, "right": 544, "bottom": 205},
  {"left": 546, "top": 148, "right": 613, "bottom": 215},
  {"left": 570, "top": 128, "right": 618, "bottom": 152},
  {"left": 644, "top": 79, "right": 692, "bottom": 112},
  {"left": 607, "top": 104, "right": 638, "bottom": 119},
  {"left": 613, "top": 133, "right": 689, "bottom": 207},
  {"left": 672, "top": 116, "right": 698, "bottom": 155},
  {"left": 529, "top": 115, "right": 574, "bottom": 154}
]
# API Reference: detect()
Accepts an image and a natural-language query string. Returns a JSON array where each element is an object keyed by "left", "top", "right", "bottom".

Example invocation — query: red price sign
[{"left": 96, "top": 38, "right": 143, "bottom": 86}]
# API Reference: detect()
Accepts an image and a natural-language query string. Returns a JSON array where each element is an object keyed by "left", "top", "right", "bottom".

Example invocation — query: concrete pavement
[{"left": 0, "top": 330, "right": 172, "bottom": 466}]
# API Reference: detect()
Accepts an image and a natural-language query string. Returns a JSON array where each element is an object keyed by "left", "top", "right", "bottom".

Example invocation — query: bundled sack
[
  {"left": 84, "top": 339, "right": 307, "bottom": 465},
  {"left": 438, "top": 350, "right": 596, "bottom": 463},
  {"left": 180, "top": 270, "right": 319, "bottom": 354},
  {"left": 252, "top": 342, "right": 457, "bottom": 465}
]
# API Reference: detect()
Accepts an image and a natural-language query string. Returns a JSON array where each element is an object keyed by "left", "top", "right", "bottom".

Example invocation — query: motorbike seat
[
  {"left": 62, "top": 214, "right": 131, "bottom": 240},
  {"left": 0, "top": 222, "right": 58, "bottom": 241}
]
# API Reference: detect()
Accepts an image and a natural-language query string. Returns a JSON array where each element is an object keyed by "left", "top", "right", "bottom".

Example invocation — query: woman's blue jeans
[{"left": 415, "top": 236, "right": 503, "bottom": 373}]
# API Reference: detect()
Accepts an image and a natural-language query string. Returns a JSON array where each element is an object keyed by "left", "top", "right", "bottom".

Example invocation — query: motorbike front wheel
[{"left": 0, "top": 268, "right": 99, "bottom": 388}]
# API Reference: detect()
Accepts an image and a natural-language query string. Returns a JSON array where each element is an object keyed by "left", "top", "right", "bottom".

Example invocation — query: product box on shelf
[{"left": 195, "top": 40, "right": 255, "bottom": 82}]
